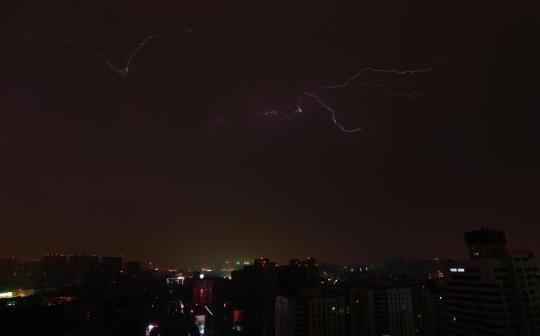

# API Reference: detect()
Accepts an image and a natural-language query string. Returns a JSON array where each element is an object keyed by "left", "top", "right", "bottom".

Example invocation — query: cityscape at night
[
  {"left": 1, "top": 0, "right": 539, "bottom": 335},
  {"left": 3, "top": 229, "right": 540, "bottom": 335}
]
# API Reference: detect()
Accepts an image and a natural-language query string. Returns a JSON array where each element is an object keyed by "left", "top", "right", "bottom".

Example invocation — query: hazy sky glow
[{"left": 1, "top": 0, "right": 539, "bottom": 265}]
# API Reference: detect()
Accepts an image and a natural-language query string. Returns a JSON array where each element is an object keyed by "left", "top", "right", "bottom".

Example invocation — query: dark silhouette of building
[
  {"left": 193, "top": 277, "right": 215, "bottom": 306},
  {"left": 14, "top": 260, "right": 40, "bottom": 287},
  {"left": 231, "top": 257, "right": 321, "bottom": 336},
  {"left": 41, "top": 254, "right": 67, "bottom": 288},
  {"left": 65, "top": 255, "right": 100, "bottom": 287},
  {"left": 447, "top": 228, "right": 540, "bottom": 335},
  {"left": 465, "top": 228, "right": 507, "bottom": 260},
  {"left": 277, "top": 258, "right": 319, "bottom": 296},
  {"left": 348, "top": 287, "right": 376, "bottom": 336},
  {"left": 0, "top": 257, "right": 16, "bottom": 285},
  {"left": 420, "top": 279, "right": 449, "bottom": 336},
  {"left": 101, "top": 256, "right": 123, "bottom": 273},
  {"left": 232, "top": 257, "right": 277, "bottom": 336},
  {"left": 276, "top": 288, "right": 347, "bottom": 336},
  {"left": 125, "top": 261, "right": 141, "bottom": 275},
  {"left": 100, "top": 256, "right": 123, "bottom": 287}
]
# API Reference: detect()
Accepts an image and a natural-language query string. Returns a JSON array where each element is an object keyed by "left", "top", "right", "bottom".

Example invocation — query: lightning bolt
[
  {"left": 321, "top": 53, "right": 454, "bottom": 90},
  {"left": 262, "top": 49, "right": 463, "bottom": 134},
  {"left": 60, "top": 27, "right": 458, "bottom": 135},
  {"left": 321, "top": 48, "right": 463, "bottom": 101},
  {"left": 262, "top": 79, "right": 421, "bottom": 134},
  {"left": 263, "top": 97, "right": 303, "bottom": 118},
  {"left": 303, "top": 92, "right": 366, "bottom": 134},
  {"left": 64, "top": 26, "right": 202, "bottom": 76}
]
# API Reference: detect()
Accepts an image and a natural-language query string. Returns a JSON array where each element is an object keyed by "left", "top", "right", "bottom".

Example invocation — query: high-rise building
[
  {"left": 348, "top": 288, "right": 376, "bottom": 336},
  {"left": 231, "top": 257, "right": 277, "bottom": 336},
  {"left": 277, "top": 258, "right": 319, "bottom": 296},
  {"left": 276, "top": 288, "right": 347, "bottom": 336},
  {"left": 447, "top": 228, "right": 540, "bottom": 335},
  {"left": 125, "top": 261, "right": 141, "bottom": 275},
  {"left": 465, "top": 228, "right": 507, "bottom": 260},
  {"left": 330, "top": 283, "right": 445, "bottom": 336},
  {"left": 41, "top": 254, "right": 67, "bottom": 287},
  {"left": 14, "top": 260, "right": 40, "bottom": 287},
  {"left": 373, "top": 286, "right": 417, "bottom": 336},
  {"left": 419, "top": 279, "right": 449, "bottom": 336},
  {"left": 0, "top": 257, "right": 16, "bottom": 284},
  {"left": 101, "top": 256, "right": 123, "bottom": 276},
  {"left": 98, "top": 256, "right": 123, "bottom": 288},
  {"left": 193, "top": 277, "right": 215, "bottom": 306},
  {"left": 65, "top": 255, "right": 100, "bottom": 287}
]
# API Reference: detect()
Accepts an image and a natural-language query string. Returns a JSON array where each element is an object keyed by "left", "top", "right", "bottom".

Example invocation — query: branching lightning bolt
[
  {"left": 262, "top": 49, "right": 463, "bottom": 134},
  {"left": 321, "top": 53, "right": 457, "bottom": 90},
  {"left": 65, "top": 27, "right": 202, "bottom": 76},
  {"left": 353, "top": 82, "right": 422, "bottom": 99},
  {"left": 262, "top": 81, "right": 419, "bottom": 134},
  {"left": 264, "top": 92, "right": 365, "bottom": 134},
  {"left": 59, "top": 25, "right": 460, "bottom": 135},
  {"left": 303, "top": 92, "right": 366, "bottom": 134}
]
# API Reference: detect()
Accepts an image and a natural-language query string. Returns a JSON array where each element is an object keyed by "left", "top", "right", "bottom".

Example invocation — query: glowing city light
[
  {"left": 146, "top": 323, "right": 158, "bottom": 336},
  {"left": 0, "top": 292, "right": 13, "bottom": 299}
]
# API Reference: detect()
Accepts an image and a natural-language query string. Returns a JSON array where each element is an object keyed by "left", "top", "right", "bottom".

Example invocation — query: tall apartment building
[
  {"left": 447, "top": 228, "right": 540, "bottom": 336},
  {"left": 373, "top": 286, "right": 418, "bottom": 336},
  {"left": 231, "top": 257, "right": 277, "bottom": 336},
  {"left": 349, "top": 287, "right": 377, "bottom": 336},
  {"left": 420, "top": 279, "right": 450, "bottom": 336},
  {"left": 276, "top": 289, "right": 347, "bottom": 336},
  {"left": 281, "top": 285, "right": 418, "bottom": 336}
]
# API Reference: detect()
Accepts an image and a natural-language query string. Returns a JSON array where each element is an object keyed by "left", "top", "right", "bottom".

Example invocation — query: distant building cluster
[
  {"left": 0, "top": 254, "right": 124, "bottom": 290},
  {"left": 1, "top": 228, "right": 540, "bottom": 335}
]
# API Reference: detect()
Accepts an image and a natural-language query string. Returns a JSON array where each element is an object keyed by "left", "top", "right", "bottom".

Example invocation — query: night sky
[{"left": 1, "top": 0, "right": 539, "bottom": 265}]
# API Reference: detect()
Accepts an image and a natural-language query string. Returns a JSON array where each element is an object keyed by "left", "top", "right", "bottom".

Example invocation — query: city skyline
[
  {"left": 2, "top": 226, "right": 538, "bottom": 270},
  {"left": 2, "top": 228, "right": 540, "bottom": 335}
]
